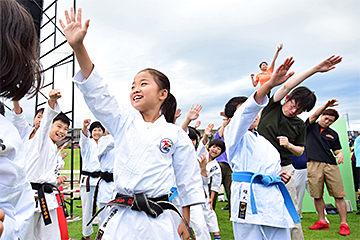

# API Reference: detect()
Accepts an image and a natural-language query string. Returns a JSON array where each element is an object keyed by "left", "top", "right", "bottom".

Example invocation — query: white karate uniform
[
  {"left": 79, "top": 131, "right": 101, "bottom": 237},
  {"left": 193, "top": 140, "right": 221, "bottom": 233},
  {"left": 74, "top": 68, "right": 204, "bottom": 240},
  {"left": 224, "top": 93, "right": 294, "bottom": 240},
  {"left": 0, "top": 115, "right": 34, "bottom": 240},
  {"left": 97, "top": 135, "right": 115, "bottom": 225},
  {"left": 13, "top": 103, "right": 62, "bottom": 240}
]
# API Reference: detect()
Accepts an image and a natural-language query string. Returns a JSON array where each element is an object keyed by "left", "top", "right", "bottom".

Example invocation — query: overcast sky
[{"left": 3, "top": 0, "right": 360, "bottom": 132}]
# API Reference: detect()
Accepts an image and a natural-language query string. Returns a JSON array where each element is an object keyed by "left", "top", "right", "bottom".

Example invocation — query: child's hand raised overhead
[
  {"left": 204, "top": 123, "right": 214, "bottom": 137},
  {"left": 48, "top": 89, "right": 61, "bottom": 109},
  {"left": 197, "top": 154, "right": 208, "bottom": 177},
  {"left": 83, "top": 119, "right": 91, "bottom": 128},
  {"left": 314, "top": 55, "right": 342, "bottom": 73},
  {"left": 186, "top": 104, "right": 202, "bottom": 121},
  {"left": 59, "top": 8, "right": 89, "bottom": 50}
]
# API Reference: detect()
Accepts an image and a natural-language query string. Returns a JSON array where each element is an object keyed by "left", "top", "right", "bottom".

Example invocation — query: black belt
[
  {"left": 81, "top": 170, "right": 101, "bottom": 192},
  {"left": 31, "top": 183, "right": 69, "bottom": 225},
  {"left": 88, "top": 193, "right": 196, "bottom": 240},
  {"left": 92, "top": 171, "right": 114, "bottom": 216}
]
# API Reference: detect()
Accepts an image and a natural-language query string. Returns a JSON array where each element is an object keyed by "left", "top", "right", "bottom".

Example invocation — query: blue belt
[
  {"left": 232, "top": 171, "right": 300, "bottom": 223},
  {"left": 169, "top": 187, "right": 178, "bottom": 203}
]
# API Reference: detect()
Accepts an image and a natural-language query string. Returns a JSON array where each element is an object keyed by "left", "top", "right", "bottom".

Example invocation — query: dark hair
[
  {"left": 0, "top": 0, "right": 42, "bottom": 101},
  {"left": 89, "top": 121, "right": 105, "bottom": 137},
  {"left": 224, "top": 96, "right": 248, "bottom": 119},
  {"left": 0, "top": 102, "right": 5, "bottom": 116},
  {"left": 323, "top": 108, "right": 339, "bottom": 121},
  {"left": 188, "top": 127, "right": 198, "bottom": 141},
  {"left": 287, "top": 86, "right": 316, "bottom": 112},
  {"left": 139, "top": 68, "right": 176, "bottom": 123},
  {"left": 208, "top": 138, "right": 226, "bottom": 155},
  {"left": 53, "top": 112, "right": 70, "bottom": 126},
  {"left": 259, "top": 61, "right": 268, "bottom": 69},
  {"left": 34, "top": 108, "right": 44, "bottom": 118}
]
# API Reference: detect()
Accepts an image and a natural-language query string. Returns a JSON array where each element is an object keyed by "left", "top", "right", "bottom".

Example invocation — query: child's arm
[
  {"left": 82, "top": 119, "right": 91, "bottom": 137},
  {"left": 181, "top": 104, "right": 202, "bottom": 132},
  {"left": 197, "top": 154, "right": 208, "bottom": 178},
  {"left": 37, "top": 89, "right": 61, "bottom": 143},
  {"left": 273, "top": 55, "right": 342, "bottom": 103},
  {"left": 208, "top": 191, "right": 216, "bottom": 210},
  {"left": 308, "top": 99, "right": 338, "bottom": 125},
  {"left": 178, "top": 206, "right": 190, "bottom": 240},
  {"left": 59, "top": 8, "right": 93, "bottom": 79},
  {"left": 202, "top": 123, "right": 214, "bottom": 146},
  {"left": 269, "top": 43, "right": 283, "bottom": 71},
  {"left": 11, "top": 101, "right": 33, "bottom": 140}
]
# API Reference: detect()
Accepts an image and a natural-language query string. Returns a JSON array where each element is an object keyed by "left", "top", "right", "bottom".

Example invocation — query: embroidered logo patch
[
  {"left": 160, "top": 138, "right": 173, "bottom": 154},
  {"left": 325, "top": 134, "right": 334, "bottom": 139}
]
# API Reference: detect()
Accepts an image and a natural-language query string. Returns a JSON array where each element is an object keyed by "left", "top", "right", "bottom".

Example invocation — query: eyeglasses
[{"left": 289, "top": 100, "right": 303, "bottom": 113}]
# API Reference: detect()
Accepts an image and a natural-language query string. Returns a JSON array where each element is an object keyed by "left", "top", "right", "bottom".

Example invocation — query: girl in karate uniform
[
  {"left": 60, "top": 7, "right": 204, "bottom": 240},
  {"left": 0, "top": 0, "right": 42, "bottom": 238}
]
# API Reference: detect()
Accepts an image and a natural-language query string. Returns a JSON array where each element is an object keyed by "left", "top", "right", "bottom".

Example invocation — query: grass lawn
[{"left": 65, "top": 199, "right": 359, "bottom": 239}]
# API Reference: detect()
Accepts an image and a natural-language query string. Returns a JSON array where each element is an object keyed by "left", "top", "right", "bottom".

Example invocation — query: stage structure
[{"left": 17, "top": 0, "right": 79, "bottom": 219}]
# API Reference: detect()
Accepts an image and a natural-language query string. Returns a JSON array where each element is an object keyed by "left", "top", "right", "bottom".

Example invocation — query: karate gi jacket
[
  {"left": 225, "top": 92, "right": 294, "bottom": 228},
  {"left": 0, "top": 115, "right": 34, "bottom": 239},
  {"left": 73, "top": 68, "right": 204, "bottom": 239}
]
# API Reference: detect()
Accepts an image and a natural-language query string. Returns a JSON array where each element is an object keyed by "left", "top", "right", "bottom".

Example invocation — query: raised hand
[
  {"left": 205, "top": 123, "right": 214, "bottom": 136},
  {"left": 59, "top": 8, "right": 89, "bottom": 49},
  {"left": 268, "top": 57, "right": 295, "bottom": 87},
  {"left": 194, "top": 121, "right": 201, "bottom": 129},
  {"left": 315, "top": 55, "right": 342, "bottom": 73},
  {"left": 83, "top": 119, "right": 91, "bottom": 128},
  {"left": 326, "top": 99, "right": 338, "bottom": 108},
  {"left": 186, "top": 104, "right": 202, "bottom": 121},
  {"left": 197, "top": 153, "right": 208, "bottom": 174},
  {"left": 49, "top": 89, "right": 62, "bottom": 101},
  {"left": 277, "top": 43, "right": 283, "bottom": 52}
]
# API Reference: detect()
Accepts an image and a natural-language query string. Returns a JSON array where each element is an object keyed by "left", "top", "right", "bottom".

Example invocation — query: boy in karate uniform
[
  {"left": 225, "top": 58, "right": 298, "bottom": 239},
  {"left": 20, "top": 89, "right": 69, "bottom": 240}
]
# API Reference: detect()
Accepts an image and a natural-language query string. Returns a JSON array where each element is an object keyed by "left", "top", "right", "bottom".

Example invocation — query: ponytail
[{"left": 161, "top": 93, "right": 177, "bottom": 123}]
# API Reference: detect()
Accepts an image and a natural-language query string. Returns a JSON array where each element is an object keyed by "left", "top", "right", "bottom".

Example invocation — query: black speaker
[{"left": 16, "top": 0, "right": 44, "bottom": 39}]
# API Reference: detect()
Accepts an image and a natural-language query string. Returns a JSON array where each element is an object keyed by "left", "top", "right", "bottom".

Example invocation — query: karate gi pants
[
  {"left": 23, "top": 209, "right": 61, "bottom": 240},
  {"left": 80, "top": 184, "right": 96, "bottom": 237},
  {"left": 233, "top": 222, "right": 290, "bottom": 240}
]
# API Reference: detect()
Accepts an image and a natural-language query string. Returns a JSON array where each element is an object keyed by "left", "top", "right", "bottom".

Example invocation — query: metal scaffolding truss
[{"left": 34, "top": 0, "right": 78, "bottom": 218}]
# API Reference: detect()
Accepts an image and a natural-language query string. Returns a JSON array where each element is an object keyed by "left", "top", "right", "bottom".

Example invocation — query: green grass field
[
  {"left": 62, "top": 149, "right": 359, "bottom": 239},
  {"left": 65, "top": 199, "right": 360, "bottom": 240}
]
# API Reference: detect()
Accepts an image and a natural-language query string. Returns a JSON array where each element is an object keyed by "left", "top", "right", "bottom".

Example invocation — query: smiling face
[
  {"left": 208, "top": 145, "right": 222, "bottom": 160},
  {"left": 49, "top": 120, "right": 68, "bottom": 143},
  {"left": 91, "top": 127, "right": 104, "bottom": 142},
  {"left": 130, "top": 71, "right": 167, "bottom": 114},
  {"left": 260, "top": 62, "right": 268, "bottom": 71}
]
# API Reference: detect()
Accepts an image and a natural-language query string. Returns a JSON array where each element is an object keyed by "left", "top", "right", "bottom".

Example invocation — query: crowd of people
[{"left": 1, "top": 1, "right": 358, "bottom": 240}]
